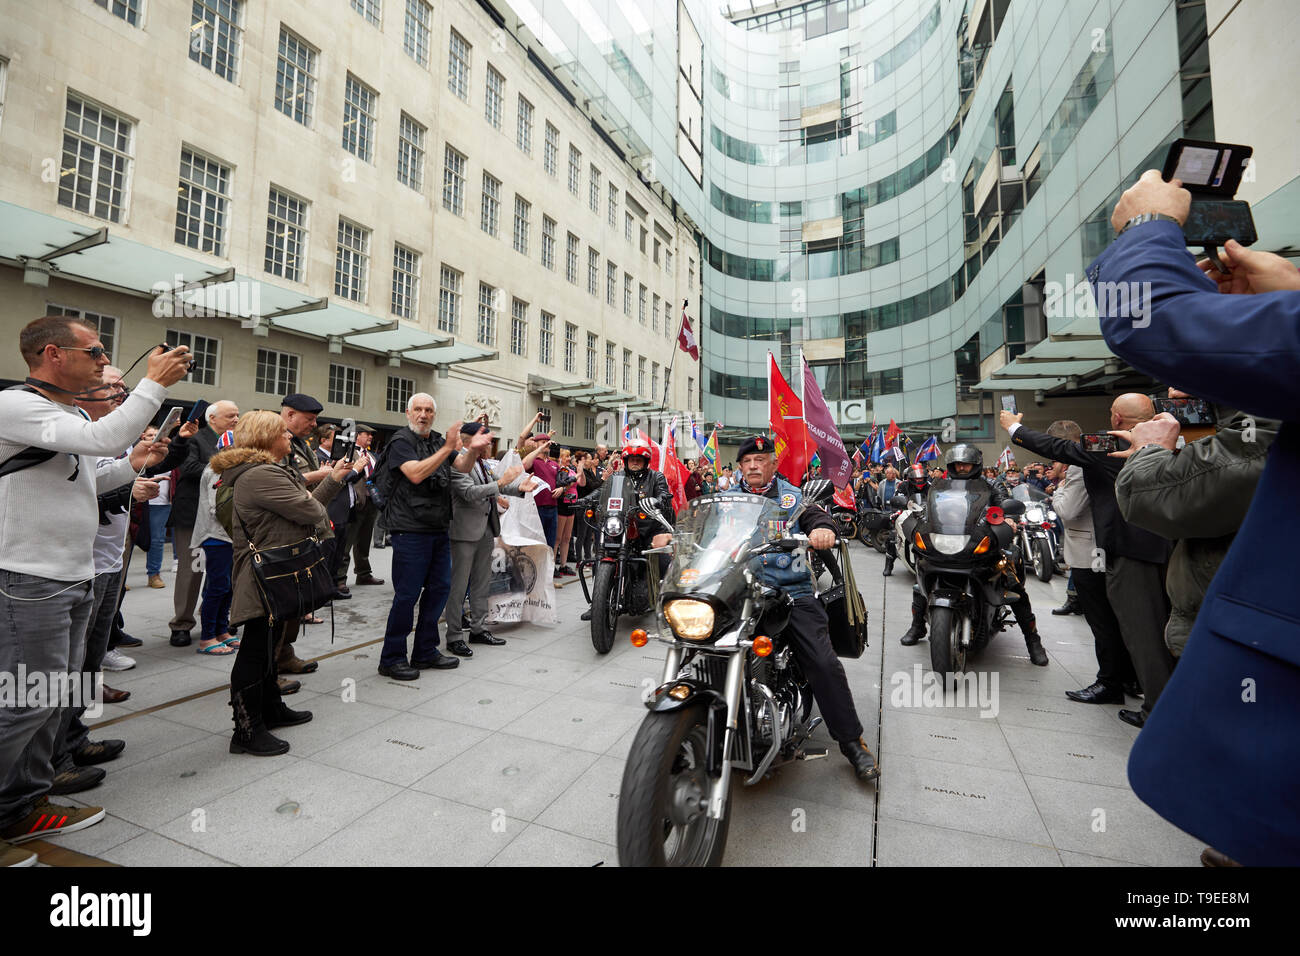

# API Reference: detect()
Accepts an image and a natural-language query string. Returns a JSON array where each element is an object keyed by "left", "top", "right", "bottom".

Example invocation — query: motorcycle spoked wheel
[
  {"left": 617, "top": 704, "right": 732, "bottom": 867},
  {"left": 1033, "top": 538, "right": 1054, "bottom": 583},
  {"left": 927, "top": 606, "right": 969, "bottom": 681},
  {"left": 590, "top": 560, "right": 619, "bottom": 655}
]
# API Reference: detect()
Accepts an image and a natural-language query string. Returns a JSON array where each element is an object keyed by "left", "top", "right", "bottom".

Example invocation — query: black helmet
[{"left": 944, "top": 443, "right": 982, "bottom": 479}]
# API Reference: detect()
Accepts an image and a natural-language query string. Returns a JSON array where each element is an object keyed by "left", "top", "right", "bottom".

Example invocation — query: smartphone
[
  {"left": 1001, "top": 394, "right": 1018, "bottom": 414},
  {"left": 156, "top": 406, "right": 183, "bottom": 439},
  {"left": 1153, "top": 396, "right": 1216, "bottom": 427},
  {"left": 1081, "top": 433, "right": 1119, "bottom": 454},
  {"left": 186, "top": 399, "right": 210, "bottom": 424},
  {"left": 536, "top": 406, "right": 551, "bottom": 433}
]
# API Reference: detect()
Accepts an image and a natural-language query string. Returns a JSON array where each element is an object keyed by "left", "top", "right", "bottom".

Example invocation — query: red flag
[
  {"left": 833, "top": 484, "right": 856, "bottom": 509},
  {"left": 677, "top": 308, "right": 699, "bottom": 361},
  {"left": 662, "top": 417, "right": 689, "bottom": 514},
  {"left": 767, "top": 353, "right": 809, "bottom": 485}
]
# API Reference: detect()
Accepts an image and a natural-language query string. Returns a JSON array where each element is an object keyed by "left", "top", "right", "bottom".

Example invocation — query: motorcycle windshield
[
  {"left": 663, "top": 493, "right": 786, "bottom": 595},
  {"left": 1010, "top": 484, "right": 1049, "bottom": 503},
  {"left": 924, "top": 480, "right": 990, "bottom": 536},
  {"left": 598, "top": 473, "right": 627, "bottom": 515}
]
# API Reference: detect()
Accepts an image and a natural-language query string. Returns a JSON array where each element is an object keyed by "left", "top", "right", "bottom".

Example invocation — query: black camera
[{"left": 1162, "top": 139, "right": 1256, "bottom": 253}]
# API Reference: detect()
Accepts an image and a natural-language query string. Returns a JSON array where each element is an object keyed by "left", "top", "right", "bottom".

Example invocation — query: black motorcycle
[
  {"left": 1009, "top": 484, "right": 1059, "bottom": 582},
  {"left": 616, "top": 481, "right": 867, "bottom": 866},
  {"left": 577, "top": 473, "right": 657, "bottom": 654},
  {"left": 904, "top": 482, "right": 1026, "bottom": 680}
]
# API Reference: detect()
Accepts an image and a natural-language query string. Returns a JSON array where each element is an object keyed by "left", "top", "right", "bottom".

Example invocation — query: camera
[{"left": 1162, "top": 139, "right": 1256, "bottom": 251}]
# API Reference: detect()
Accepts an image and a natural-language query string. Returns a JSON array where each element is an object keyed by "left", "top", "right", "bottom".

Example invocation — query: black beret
[
  {"left": 737, "top": 435, "right": 774, "bottom": 460},
  {"left": 281, "top": 393, "right": 323, "bottom": 414},
  {"left": 460, "top": 421, "right": 484, "bottom": 436}
]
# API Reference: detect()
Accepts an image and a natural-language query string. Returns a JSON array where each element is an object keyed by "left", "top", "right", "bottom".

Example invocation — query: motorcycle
[
  {"left": 1009, "top": 485, "right": 1058, "bottom": 583},
  {"left": 904, "top": 483, "right": 1027, "bottom": 680},
  {"left": 893, "top": 498, "right": 924, "bottom": 576},
  {"left": 616, "top": 480, "right": 860, "bottom": 867},
  {"left": 577, "top": 472, "right": 658, "bottom": 654},
  {"left": 832, "top": 503, "right": 860, "bottom": 542}
]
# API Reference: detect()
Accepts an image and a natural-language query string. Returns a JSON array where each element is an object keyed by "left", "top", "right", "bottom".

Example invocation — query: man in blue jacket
[{"left": 1090, "top": 168, "right": 1300, "bottom": 865}]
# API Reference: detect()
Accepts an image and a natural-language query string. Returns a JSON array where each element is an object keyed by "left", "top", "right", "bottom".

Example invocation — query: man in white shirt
[{"left": 0, "top": 317, "right": 190, "bottom": 863}]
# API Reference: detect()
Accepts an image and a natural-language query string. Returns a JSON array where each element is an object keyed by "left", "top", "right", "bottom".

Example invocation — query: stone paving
[{"left": 45, "top": 539, "right": 1204, "bottom": 866}]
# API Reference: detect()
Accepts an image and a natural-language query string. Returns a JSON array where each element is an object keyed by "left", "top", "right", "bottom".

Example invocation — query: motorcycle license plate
[{"left": 608, "top": 497, "right": 623, "bottom": 512}]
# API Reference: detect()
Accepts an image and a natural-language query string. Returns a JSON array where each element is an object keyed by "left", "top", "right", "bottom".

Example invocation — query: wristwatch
[{"left": 1116, "top": 212, "right": 1183, "bottom": 237}]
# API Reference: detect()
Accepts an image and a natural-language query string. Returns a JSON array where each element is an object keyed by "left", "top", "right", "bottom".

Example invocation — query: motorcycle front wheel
[
  {"left": 870, "top": 528, "right": 890, "bottom": 554},
  {"left": 928, "top": 606, "right": 964, "bottom": 679},
  {"left": 590, "top": 560, "right": 619, "bottom": 654},
  {"left": 617, "top": 705, "right": 731, "bottom": 867},
  {"left": 1033, "top": 539, "right": 1054, "bottom": 583}
]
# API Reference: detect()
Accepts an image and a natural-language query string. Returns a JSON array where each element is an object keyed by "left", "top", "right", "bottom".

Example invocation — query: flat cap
[{"left": 281, "top": 393, "right": 323, "bottom": 414}]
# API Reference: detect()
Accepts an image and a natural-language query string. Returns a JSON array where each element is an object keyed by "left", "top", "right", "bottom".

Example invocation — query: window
[
  {"left": 564, "top": 322, "right": 578, "bottom": 373},
  {"left": 265, "top": 187, "right": 307, "bottom": 281},
  {"left": 165, "top": 329, "right": 219, "bottom": 386},
  {"left": 403, "top": 0, "right": 432, "bottom": 67},
  {"left": 539, "top": 311, "right": 554, "bottom": 365},
  {"left": 397, "top": 112, "right": 426, "bottom": 191},
  {"left": 688, "top": 258, "right": 695, "bottom": 289},
  {"left": 513, "top": 195, "right": 530, "bottom": 255},
  {"left": 510, "top": 298, "right": 527, "bottom": 357},
  {"left": 334, "top": 218, "right": 370, "bottom": 302},
  {"left": 275, "top": 28, "right": 317, "bottom": 126},
  {"left": 638, "top": 284, "right": 647, "bottom": 325},
  {"left": 543, "top": 122, "right": 558, "bottom": 176},
  {"left": 175, "top": 148, "right": 230, "bottom": 255},
  {"left": 477, "top": 282, "right": 497, "bottom": 345},
  {"left": 665, "top": 299, "right": 673, "bottom": 338},
  {"left": 652, "top": 362, "right": 659, "bottom": 401},
  {"left": 0, "top": 58, "right": 7, "bottom": 132},
  {"left": 438, "top": 264, "right": 461, "bottom": 334},
  {"left": 484, "top": 66, "right": 503, "bottom": 129},
  {"left": 190, "top": 0, "right": 244, "bottom": 84},
  {"left": 608, "top": 263, "right": 619, "bottom": 308},
  {"left": 448, "top": 30, "right": 470, "bottom": 101},
  {"left": 687, "top": 376, "right": 695, "bottom": 410},
  {"left": 586, "top": 332, "right": 598, "bottom": 379},
  {"left": 480, "top": 172, "right": 500, "bottom": 235},
  {"left": 391, "top": 244, "right": 420, "bottom": 319},
  {"left": 640, "top": 226, "right": 648, "bottom": 255},
  {"left": 605, "top": 342, "right": 616, "bottom": 386},
  {"left": 46, "top": 305, "right": 118, "bottom": 364},
  {"left": 624, "top": 211, "right": 633, "bottom": 241},
  {"left": 587, "top": 248, "right": 599, "bottom": 296},
  {"left": 565, "top": 233, "right": 579, "bottom": 284},
  {"left": 541, "top": 215, "right": 556, "bottom": 270},
  {"left": 608, "top": 184, "right": 618, "bottom": 227},
  {"left": 652, "top": 294, "right": 660, "bottom": 332},
  {"left": 637, "top": 356, "right": 646, "bottom": 396},
  {"left": 443, "top": 145, "right": 465, "bottom": 214},
  {"left": 653, "top": 238, "right": 661, "bottom": 264},
  {"left": 622, "top": 348, "right": 631, "bottom": 392},
  {"left": 589, "top": 165, "right": 601, "bottom": 213},
  {"left": 256, "top": 348, "right": 298, "bottom": 395},
  {"left": 517, "top": 96, "right": 533, "bottom": 154},
  {"left": 584, "top": 417, "right": 596, "bottom": 441},
  {"left": 328, "top": 363, "right": 363, "bottom": 406},
  {"left": 568, "top": 145, "right": 581, "bottom": 195},
  {"left": 59, "top": 94, "right": 133, "bottom": 223},
  {"left": 93, "top": 0, "right": 140, "bottom": 26},
  {"left": 561, "top": 411, "right": 574, "bottom": 438},
  {"left": 665, "top": 249, "right": 673, "bottom": 276},
  {"left": 386, "top": 374, "right": 414, "bottom": 412},
  {"left": 621, "top": 272, "right": 631, "bottom": 314},
  {"left": 342, "top": 74, "right": 377, "bottom": 162},
  {"left": 350, "top": 0, "right": 381, "bottom": 26}
]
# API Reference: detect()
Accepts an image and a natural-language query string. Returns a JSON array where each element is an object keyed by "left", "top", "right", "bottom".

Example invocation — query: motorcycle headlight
[
  {"left": 1047, "top": 510, "right": 1058, "bottom": 522},
  {"left": 664, "top": 599, "right": 714, "bottom": 641},
  {"left": 604, "top": 515, "right": 624, "bottom": 536},
  {"left": 1025, "top": 508, "right": 1044, "bottom": 523},
  {"left": 931, "top": 533, "right": 970, "bottom": 555}
]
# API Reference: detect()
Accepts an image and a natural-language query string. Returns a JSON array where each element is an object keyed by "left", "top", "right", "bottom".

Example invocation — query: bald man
[
  {"left": 1001, "top": 396, "right": 1174, "bottom": 727},
  {"left": 167, "top": 398, "right": 239, "bottom": 646}
]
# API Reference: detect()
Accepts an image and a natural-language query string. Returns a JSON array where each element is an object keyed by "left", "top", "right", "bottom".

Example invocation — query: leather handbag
[{"left": 818, "top": 541, "right": 868, "bottom": 659}]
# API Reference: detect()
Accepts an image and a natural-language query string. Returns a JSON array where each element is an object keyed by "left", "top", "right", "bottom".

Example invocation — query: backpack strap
[{"left": 0, "top": 384, "right": 65, "bottom": 479}]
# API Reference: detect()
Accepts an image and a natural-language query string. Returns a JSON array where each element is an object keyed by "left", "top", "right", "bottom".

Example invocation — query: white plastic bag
[{"left": 485, "top": 450, "right": 556, "bottom": 624}]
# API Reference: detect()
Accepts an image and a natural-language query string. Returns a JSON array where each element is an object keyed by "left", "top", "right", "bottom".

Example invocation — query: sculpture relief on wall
[{"left": 464, "top": 392, "right": 502, "bottom": 426}]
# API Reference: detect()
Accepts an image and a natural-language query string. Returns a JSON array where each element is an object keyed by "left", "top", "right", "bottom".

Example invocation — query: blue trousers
[
  {"left": 537, "top": 505, "right": 557, "bottom": 549},
  {"left": 146, "top": 503, "right": 171, "bottom": 575},
  {"left": 381, "top": 531, "right": 452, "bottom": 668},
  {"left": 200, "top": 540, "right": 233, "bottom": 643}
]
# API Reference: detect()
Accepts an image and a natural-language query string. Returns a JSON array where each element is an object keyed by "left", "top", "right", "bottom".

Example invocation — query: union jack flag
[{"left": 216, "top": 429, "right": 235, "bottom": 449}]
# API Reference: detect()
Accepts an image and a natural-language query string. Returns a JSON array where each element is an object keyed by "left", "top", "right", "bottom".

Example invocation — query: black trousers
[
  {"left": 787, "top": 595, "right": 863, "bottom": 743},
  {"left": 1071, "top": 566, "right": 1136, "bottom": 688},
  {"left": 1106, "top": 555, "right": 1174, "bottom": 717},
  {"left": 909, "top": 555, "right": 1039, "bottom": 638},
  {"left": 230, "top": 615, "right": 284, "bottom": 731}
]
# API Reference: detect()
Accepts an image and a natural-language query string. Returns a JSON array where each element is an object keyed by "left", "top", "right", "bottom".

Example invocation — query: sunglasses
[{"left": 59, "top": 345, "right": 109, "bottom": 359}]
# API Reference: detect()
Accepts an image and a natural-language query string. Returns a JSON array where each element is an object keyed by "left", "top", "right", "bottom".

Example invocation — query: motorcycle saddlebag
[
  {"left": 821, "top": 584, "right": 867, "bottom": 659},
  {"left": 861, "top": 510, "right": 890, "bottom": 532}
]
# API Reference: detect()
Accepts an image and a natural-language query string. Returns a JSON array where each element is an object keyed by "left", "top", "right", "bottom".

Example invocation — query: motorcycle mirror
[
  {"left": 638, "top": 496, "right": 674, "bottom": 532},
  {"left": 1001, "top": 499, "right": 1026, "bottom": 517}
]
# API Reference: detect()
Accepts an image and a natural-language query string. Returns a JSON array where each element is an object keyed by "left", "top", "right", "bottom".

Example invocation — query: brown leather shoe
[
  {"left": 1200, "top": 847, "right": 1242, "bottom": 867},
  {"left": 277, "top": 677, "right": 301, "bottom": 695},
  {"left": 279, "top": 655, "right": 319, "bottom": 674},
  {"left": 355, "top": 574, "right": 385, "bottom": 586},
  {"left": 101, "top": 685, "right": 131, "bottom": 704}
]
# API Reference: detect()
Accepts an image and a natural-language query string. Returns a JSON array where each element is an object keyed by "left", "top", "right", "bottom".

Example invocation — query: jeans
[
  {"left": 53, "top": 569, "right": 121, "bottom": 768},
  {"left": 380, "top": 531, "right": 452, "bottom": 668},
  {"left": 537, "top": 505, "right": 557, "bottom": 550},
  {"left": 0, "top": 571, "right": 94, "bottom": 828},
  {"left": 146, "top": 503, "right": 171, "bottom": 576},
  {"left": 199, "top": 540, "right": 233, "bottom": 643}
]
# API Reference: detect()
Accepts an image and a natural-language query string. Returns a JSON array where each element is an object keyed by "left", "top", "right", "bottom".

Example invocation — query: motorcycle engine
[{"left": 750, "top": 679, "right": 802, "bottom": 745}]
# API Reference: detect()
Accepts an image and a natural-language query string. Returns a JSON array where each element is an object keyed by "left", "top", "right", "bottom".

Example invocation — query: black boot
[
  {"left": 1051, "top": 595, "right": 1082, "bottom": 615},
  {"left": 882, "top": 556, "right": 895, "bottom": 576},
  {"left": 230, "top": 685, "right": 290, "bottom": 756},
  {"left": 1023, "top": 624, "right": 1049, "bottom": 666},
  {"left": 900, "top": 591, "right": 927, "bottom": 645},
  {"left": 580, "top": 608, "right": 592, "bottom": 621},
  {"left": 839, "top": 737, "right": 880, "bottom": 781}
]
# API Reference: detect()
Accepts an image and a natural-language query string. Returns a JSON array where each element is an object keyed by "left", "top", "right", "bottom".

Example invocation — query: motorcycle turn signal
[
  {"left": 630, "top": 628, "right": 649, "bottom": 647},
  {"left": 752, "top": 635, "right": 773, "bottom": 657}
]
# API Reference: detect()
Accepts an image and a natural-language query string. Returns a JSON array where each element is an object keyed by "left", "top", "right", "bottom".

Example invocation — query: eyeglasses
[{"left": 59, "top": 345, "right": 109, "bottom": 360}]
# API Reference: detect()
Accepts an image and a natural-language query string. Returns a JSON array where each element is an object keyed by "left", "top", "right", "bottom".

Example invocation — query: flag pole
[
  {"left": 798, "top": 347, "right": 810, "bottom": 478},
  {"left": 659, "top": 298, "right": 688, "bottom": 417}
]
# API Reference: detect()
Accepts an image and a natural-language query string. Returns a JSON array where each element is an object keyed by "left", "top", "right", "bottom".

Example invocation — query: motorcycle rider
[
  {"left": 697, "top": 435, "right": 880, "bottom": 782},
  {"left": 882, "top": 461, "right": 930, "bottom": 577},
  {"left": 899, "top": 444, "right": 1049, "bottom": 666},
  {"left": 578, "top": 437, "right": 672, "bottom": 622}
]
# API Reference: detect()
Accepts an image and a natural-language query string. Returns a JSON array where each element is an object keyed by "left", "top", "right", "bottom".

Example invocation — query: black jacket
[
  {"left": 171, "top": 425, "right": 220, "bottom": 529},
  {"left": 576, "top": 466, "right": 673, "bottom": 531},
  {"left": 1011, "top": 424, "right": 1172, "bottom": 565},
  {"left": 384, "top": 426, "right": 453, "bottom": 534}
]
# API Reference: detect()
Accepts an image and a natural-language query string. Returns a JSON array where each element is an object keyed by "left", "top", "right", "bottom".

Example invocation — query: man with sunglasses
[{"left": 0, "top": 317, "right": 191, "bottom": 865}]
